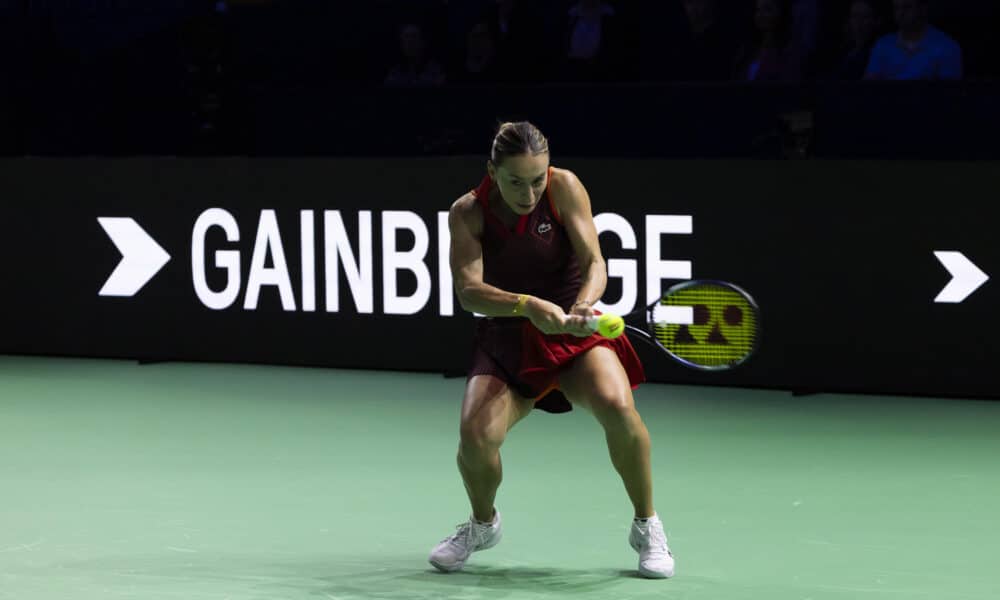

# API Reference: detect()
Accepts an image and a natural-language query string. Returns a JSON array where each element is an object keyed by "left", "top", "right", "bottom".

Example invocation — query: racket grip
[{"left": 585, "top": 316, "right": 599, "bottom": 332}]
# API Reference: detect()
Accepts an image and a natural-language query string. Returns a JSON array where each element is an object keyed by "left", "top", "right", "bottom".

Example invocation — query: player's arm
[
  {"left": 551, "top": 169, "right": 607, "bottom": 321},
  {"left": 449, "top": 195, "right": 569, "bottom": 334}
]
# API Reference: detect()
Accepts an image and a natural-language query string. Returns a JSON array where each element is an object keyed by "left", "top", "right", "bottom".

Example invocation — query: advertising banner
[{"left": 2, "top": 158, "right": 997, "bottom": 399}]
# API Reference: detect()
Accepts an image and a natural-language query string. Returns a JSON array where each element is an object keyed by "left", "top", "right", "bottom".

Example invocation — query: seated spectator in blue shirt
[{"left": 864, "top": 0, "right": 962, "bottom": 80}]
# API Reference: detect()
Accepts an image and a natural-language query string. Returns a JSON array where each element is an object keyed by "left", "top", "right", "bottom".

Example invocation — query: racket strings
[{"left": 650, "top": 284, "right": 759, "bottom": 368}]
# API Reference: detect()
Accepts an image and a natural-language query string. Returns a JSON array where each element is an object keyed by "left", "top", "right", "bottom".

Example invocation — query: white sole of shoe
[
  {"left": 638, "top": 565, "right": 674, "bottom": 579},
  {"left": 429, "top": 558, "right": 465, "bottom": 573}
]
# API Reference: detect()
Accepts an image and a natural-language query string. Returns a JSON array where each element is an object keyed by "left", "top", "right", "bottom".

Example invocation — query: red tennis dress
[{"left": 466, "top": 169, "right": 645, "bottom": 413}]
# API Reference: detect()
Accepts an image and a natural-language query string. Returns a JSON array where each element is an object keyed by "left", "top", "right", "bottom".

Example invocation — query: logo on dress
[{"left": 532, "top": 217, "right": 555, "bottom": 245}]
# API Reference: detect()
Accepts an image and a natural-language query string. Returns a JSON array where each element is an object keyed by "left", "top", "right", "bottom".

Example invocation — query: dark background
[
  {"left": 2, "top": 1, "right": 999, "bottom": 399},
  {"left": 0, "top": 1, "right": 998, "bottom": 158}
]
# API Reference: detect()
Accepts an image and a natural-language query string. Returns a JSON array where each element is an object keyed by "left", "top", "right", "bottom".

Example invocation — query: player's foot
[
  {"left": 428, "top": 509, "right": 502, "bottom": 572},
  {"left": 629, "top": 513, "right": 675, "bottom": 579}
]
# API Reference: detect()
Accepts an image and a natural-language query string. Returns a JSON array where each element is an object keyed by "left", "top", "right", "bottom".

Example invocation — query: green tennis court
[{"left": 2, "top": 355, "right": 998, "bottom": 600}]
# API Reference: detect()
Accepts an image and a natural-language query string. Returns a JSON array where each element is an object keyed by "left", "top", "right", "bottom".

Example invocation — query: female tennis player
[{"left": 429, "top": 121, "right": 674, "bottom": 578}]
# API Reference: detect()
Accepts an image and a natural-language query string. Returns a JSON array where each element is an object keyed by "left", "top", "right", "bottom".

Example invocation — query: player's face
[{"left": 491, "top": 152, "right": 550, "bottom": 215}]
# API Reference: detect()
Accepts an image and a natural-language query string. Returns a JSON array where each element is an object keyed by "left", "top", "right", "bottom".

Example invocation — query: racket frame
[{"left": 625, "top": 279, "right": 761, "bottom": 372}]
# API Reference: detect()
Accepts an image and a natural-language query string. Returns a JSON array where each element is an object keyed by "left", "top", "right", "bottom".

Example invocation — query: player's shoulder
[
  {"left": 548, "top": 166, "right": 589, "bottom": 213},
  {"left": 450, "top": 191, "right": 480, "bottom": 215},
  {"left": 549, "top": 166, "right": 583, "bottom": 191},
  {"left": 449, "top": 192, "right": 484, "bottom": 232}
]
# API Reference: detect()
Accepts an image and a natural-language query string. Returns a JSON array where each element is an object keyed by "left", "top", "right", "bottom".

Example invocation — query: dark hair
[{"left": 490, "top": 121, "right": 549, "bottom": 165}]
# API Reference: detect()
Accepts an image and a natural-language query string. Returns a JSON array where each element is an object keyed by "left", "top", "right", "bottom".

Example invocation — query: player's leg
[
  {"left": 457, "top": 374, "right": 534, "bottom": 522},
  {"left": 429, "top": 374, "right": 533, "bottom": 572},
  {"left": 558, "top": 345, "right": 674, "bottom": 578},
  {"left": 558, "top": 346, "right": 654, "bottom": 518}
]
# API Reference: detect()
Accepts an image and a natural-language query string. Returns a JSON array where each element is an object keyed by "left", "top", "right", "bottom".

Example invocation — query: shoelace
[
  {"left": 443, "top": 520, "right": 489, "bottom": 550},
  {"left": 639, "top": 521, "right": 672, "bottom": 557}
]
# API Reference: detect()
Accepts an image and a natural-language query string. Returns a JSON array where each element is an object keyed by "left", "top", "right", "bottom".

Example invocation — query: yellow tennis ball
[{"left": 596, "top": 313, "right": 625, "bottom": 339}]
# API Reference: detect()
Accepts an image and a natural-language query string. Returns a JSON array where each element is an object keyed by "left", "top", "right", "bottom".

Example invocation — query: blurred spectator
[
  {"left": 735, "top": 0, "right": 806, "bottom": 81},
  {"left": 456, "top": 19, "right": 500, "bottom": 83},
  {"left": 864, "top": 0, "right": 962, "bottom": 80},
  {"left": 181, "top": 7, "right": 231, "bottom": 149},
  {"left": 825, "top": 0, "right": 884, "bottom": 80},
  {"left": 660, "top": 0, "right": 743, "bottom": 81},
  {"left": 561, "top": 0, "right": 624, "bottom": 81},
  {"left": 384, "top": 23, "right": 446, "bottom": 87},
  {"left": 493, "top": 0, "right": 520, "bottom": 37},
  {"left": 790, "top": 0, "right": 822, "bottom": 61},
  {"left": 444, "top": 0, "right": 491, "bottom": 43},
  {"left": 484, "top": 0, "right": 543, "bottom": 82}
]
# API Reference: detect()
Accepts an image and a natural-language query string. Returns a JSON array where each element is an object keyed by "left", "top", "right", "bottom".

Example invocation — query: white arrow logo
[
  {"left": 98, "top": 217, "right": 171, "bottom": 297},
  {"left": 934, "top": 251, "right": 988, "bottom": 303}
]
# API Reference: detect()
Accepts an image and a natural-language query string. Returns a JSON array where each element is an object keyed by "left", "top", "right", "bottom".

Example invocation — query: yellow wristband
[{"left": 513, "top": 294, "right": 529, "bottom": 316}]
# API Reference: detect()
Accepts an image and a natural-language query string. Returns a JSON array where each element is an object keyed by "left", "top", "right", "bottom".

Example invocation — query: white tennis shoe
[
  {"left": 629, "top": 513, "right": 675, "bottom": 578},
  {"left": 428, "top": 509, "right": 502, "bottom": 572}
]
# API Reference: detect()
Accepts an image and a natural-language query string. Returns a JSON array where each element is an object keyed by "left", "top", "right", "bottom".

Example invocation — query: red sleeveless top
[
  {"left": 470, "top": 169, "right": 581, "bottom": 311},
  {"left": 466, "top": 169, "right": 645, "bottom": 413}
]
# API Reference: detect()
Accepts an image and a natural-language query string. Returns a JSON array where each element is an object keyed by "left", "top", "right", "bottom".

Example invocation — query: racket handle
[{"left": 585, "top": 316, "right": 599, "bottom": 332}]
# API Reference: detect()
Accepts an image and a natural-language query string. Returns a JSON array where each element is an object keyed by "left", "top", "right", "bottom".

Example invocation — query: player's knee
[
  {"left": 590, "top": 390, "right": 634, "bottom": 424},
  {"left": 459, "top": 419, "right": 504, "bottom": 456}
]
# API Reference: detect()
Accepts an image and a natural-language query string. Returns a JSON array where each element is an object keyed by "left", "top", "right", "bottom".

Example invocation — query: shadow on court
[
  {"left": 315, "top": 564, "right": 641, "bottom": 599},
  {"left": 42, "top": 553, "right": 675, "bottom": 600}
]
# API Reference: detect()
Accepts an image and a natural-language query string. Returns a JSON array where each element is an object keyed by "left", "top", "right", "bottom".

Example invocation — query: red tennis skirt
[{"left": 468, "top": 317, "right": 646, "bottom": 413}]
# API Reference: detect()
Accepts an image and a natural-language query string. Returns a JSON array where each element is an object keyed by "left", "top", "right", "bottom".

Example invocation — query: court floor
[{"left": 1, "top": 355, "right": 998, "bottom": 600}]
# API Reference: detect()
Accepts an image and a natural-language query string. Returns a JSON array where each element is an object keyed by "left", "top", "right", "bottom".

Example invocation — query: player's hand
[
  {"left": 563, "top": 314, "right": 593, "bottom": 337},
  {"left": 524, "top": 297, "right": 572, "bottom": 335},
  {"left": 568, "top": 300, "right": 596, "bottom": 319},
  {"left": 565, "top": 300, "right": 596, "bottom": 337}
]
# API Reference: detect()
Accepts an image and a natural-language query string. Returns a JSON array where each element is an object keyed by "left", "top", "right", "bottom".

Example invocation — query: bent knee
[
  {"left": 459, "top": 419, "right": 506, "bottom": 455},
  {"left": 588, "top": 391, "right": 635, "bottom": 421}
]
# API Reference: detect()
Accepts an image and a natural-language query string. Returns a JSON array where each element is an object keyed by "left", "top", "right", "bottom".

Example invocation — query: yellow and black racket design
[{"left": 603, "top": 279, "right": 761, "bottom": 371}]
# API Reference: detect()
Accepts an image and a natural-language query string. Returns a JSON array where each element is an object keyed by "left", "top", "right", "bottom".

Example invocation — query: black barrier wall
[{"left": 2, "top": 158, "right": 999, "bottom": 399}]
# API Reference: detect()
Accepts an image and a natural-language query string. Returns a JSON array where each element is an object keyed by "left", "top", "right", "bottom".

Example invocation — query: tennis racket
[{"left": 586, "top": 279, "right": 761, "bottom": 371}]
